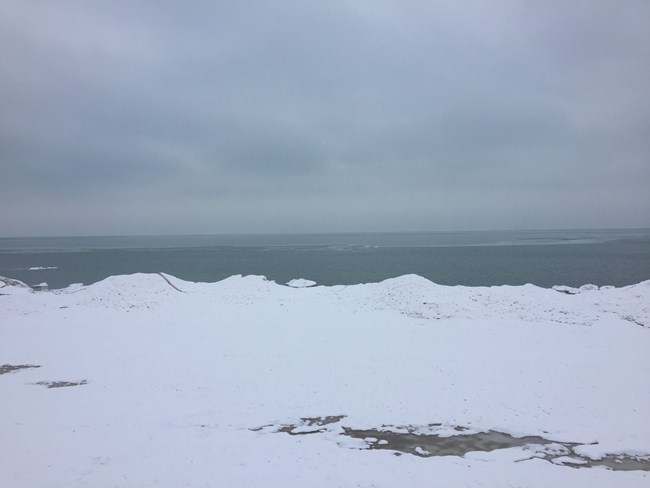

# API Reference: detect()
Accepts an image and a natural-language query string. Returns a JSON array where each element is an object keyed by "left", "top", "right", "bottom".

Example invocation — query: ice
[
  {"left": 286, "top": 278, "right": 317, "bottom": 288},
  {"left": 552, "top": 456, "right": 589, "bottom": 465}
]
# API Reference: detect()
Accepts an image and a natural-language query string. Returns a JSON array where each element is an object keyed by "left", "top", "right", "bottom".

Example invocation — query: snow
[
  {"left": 27, "top": 266, "right": 58, "bottom": 270},
  {"left": 286, "top": 278, "right": 317, "bottom": 287},
  {"left": 1, "top": 273, "right": 649, "bottom": 487}
]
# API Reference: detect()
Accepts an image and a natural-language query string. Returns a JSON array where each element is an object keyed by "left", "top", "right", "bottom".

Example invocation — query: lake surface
[{"left": 1, "top": 229, "right": 649, "bottom": 289}]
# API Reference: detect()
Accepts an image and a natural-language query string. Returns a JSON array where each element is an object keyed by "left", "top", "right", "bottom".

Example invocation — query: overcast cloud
[{"left": 1, "top": 1, "right": 649, "bottom": 236}]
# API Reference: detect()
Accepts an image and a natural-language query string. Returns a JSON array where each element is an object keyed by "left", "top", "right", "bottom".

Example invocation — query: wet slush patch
[
  {"left": 254, "top": 417, "right": 650, "bottom": 471},
  {"left": 0, "top": 364, "right": 40, "bottom": 375},
  {"left": 35, "top": 380, "right": 87, "bottom": 388},
  {"left": 344, "top": 427, "right": 650, "bottom": 470},
  {"left": 344, "top": 427, "right": 564, "bottom": 457}
]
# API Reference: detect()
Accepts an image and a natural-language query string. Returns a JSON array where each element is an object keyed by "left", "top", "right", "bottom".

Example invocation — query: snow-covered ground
[{"left": 1, "top": 273, "right": 649, "bottom": 487}]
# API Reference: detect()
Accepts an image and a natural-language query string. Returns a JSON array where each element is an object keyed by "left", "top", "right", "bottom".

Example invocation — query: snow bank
[{"left": 1, "top": 273, "right": 649, "bottom": 487}]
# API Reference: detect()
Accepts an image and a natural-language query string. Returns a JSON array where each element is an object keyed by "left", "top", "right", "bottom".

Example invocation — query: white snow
[
  {"left": 27, "top": 266, "right": 58, "bottom": 270},
  {"left": 1, "top": 273, "right": 649, "bottom": 487},
  {"left": 286, "top": 278, "right": 317, "bottom": 287}
]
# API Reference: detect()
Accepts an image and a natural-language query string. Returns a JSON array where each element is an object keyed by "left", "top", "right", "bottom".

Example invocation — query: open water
[{"left": 1, "top": 229, "right": 649, "bottom": 289}]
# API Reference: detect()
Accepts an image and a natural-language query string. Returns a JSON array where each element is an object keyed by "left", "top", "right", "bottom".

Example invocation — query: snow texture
[{"left": 1, "top": 273, "right": 649, "bottom": 487}]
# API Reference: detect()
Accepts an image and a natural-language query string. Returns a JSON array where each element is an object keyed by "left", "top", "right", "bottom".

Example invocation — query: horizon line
[{"left": 1, "top": 226, "right": 649, "bottom": 240}]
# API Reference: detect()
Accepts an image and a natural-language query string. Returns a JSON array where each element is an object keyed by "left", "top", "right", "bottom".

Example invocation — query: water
[
  {"left": 256, "top": 415, "right": 650, "bottom": 471},
  {"left": 1, "top": 229, "right": 649, "bottom": 289}
]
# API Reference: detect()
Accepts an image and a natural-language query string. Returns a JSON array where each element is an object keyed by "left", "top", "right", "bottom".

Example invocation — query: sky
[{"left": 1, "top": 1, "right": 649, "bottom": 237}]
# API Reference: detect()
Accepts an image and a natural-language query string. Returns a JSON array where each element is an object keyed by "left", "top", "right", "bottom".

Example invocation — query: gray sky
[{"left": 1, "top": 1, "right": 649, "bottom": 236}]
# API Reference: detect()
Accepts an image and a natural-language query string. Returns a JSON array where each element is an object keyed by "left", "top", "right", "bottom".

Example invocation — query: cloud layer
[{"left": 1, "top": 1, "right": 649, "bottom": 236}]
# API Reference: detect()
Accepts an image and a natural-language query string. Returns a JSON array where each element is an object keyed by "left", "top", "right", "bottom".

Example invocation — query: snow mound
[
  {"left": 0, "top": 276, "right": 30, "bottom": 289},
  {"left": 0, "top": 276, "right": 32, "bottom": 296},
  {"left": 286, "top": 278, "right": 317, "bottom": 288}
]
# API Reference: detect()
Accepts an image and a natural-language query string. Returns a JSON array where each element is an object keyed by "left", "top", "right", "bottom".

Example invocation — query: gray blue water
[{"left": 1, "top": 229, "right": 649, "bottom": 289}]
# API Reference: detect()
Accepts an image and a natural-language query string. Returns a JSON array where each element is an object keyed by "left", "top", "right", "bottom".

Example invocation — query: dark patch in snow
[
  {"left": 343, "top": 427, "right": 571, "bottom": 457},
  {"left": 255, "top": 418, "right": 650, "bottom": 471},
  {"left": 157, "top": 273, "right": 184, "bottom": 292},
  {"left": 0, "top": 364, "right": 41, "bottom": 375},
  {"left": 622, "top": 316, "right": 647, "bottom": 328},
  {"left": 36, "top": 380, "right": 88, "bottom": 388},
  {"left": 552, "top": 286, "right": 579, "bottom": 295},
  {"left": 252, "top": 415, "right": 346, "bottom": 435}
]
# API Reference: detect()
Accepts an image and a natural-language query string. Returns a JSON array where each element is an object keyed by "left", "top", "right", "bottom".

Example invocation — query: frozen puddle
[
  {"left": 0, "top": 364, "right": 40, "bottom": 375},
  {"left": 253, "top": 416, "right": 650, "bottom": 471}
]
